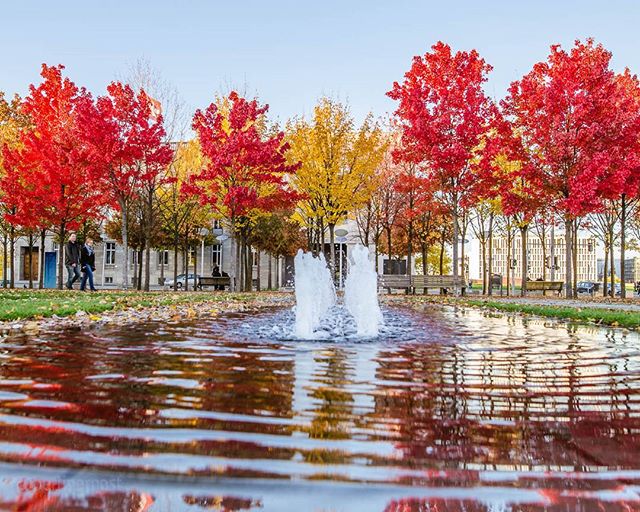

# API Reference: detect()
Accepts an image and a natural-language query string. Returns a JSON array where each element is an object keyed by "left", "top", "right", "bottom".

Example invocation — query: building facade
[
  {"left": 624, "top": 257, "right": 640, "bottom": 284},
  {"left": 0, "top": 227, "right": 287, "bottom": 290},
  {"left": 486, "top": 234, "right": 598, "bottom": 285}
]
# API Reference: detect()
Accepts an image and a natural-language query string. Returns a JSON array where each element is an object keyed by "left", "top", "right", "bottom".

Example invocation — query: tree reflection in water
[{"left": 0, "top": 306, "right": 638, "bottom": 509}]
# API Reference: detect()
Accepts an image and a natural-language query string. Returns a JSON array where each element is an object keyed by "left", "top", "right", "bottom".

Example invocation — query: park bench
[
  {"left": 411, "top": 275, "right": 467, "bottom": 295},
  {"left": 198, "top": 276, "right": 231, "bottom": 290},
  {"left": 524, "top": 280, "right": 564, "bottom": 296},
  {"left": 378, "top": 274, "right": 467, "bottom": 294},
  {"left": 379, "top": 275, "right": 412, "bottom": 293}
]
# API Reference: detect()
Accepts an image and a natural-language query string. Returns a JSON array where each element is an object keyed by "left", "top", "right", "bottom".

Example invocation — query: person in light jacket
[{"left": 80, "top": 238, "right": 97, "bottom": 292}]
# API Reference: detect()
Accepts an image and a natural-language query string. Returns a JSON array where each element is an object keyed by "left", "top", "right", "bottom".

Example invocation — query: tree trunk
[
  {"left": 520, "top": 225, "right": 528, "bottom": 297},
  {"left": 481, "top": 241, "right": 487, "bottom": 295},
  {"left": 230, "top": 219, "right": 238, "bottom": 292},
  {"left": 565, "top": 216, "right": 573, "bottom": 298},
  {"left": 39, "top": 229, "right": 46, "bottom": 289},
  {"left": 56, "top": 224, "right": 64, "bottom": 290},
  {"left": 386, "top": 227, "right": 393, "bottom": 273},
  {"left": 120, "top": 199, "right": 129, "bottom": 290},
  {"left": 328, "top": 223, "right": 336, "bottom": 283},
  {"left": 160, "top": 250, "right": 165, "bottom": 284},
  {"left": 452, "top": 204, "right": 459, "bottom": 295},
  {"left": 173, "top": 239, "right": 179, "bottom": 291},
  {"left": 193, "top": 241, "right": 198, "bottom": 292},
  {"left": 573, "top": 221, "right": 578, "bottom": 297},
  {"left": 541, "top": 229, "right": 547, "bottom": 296},
  {"left": 144, "top": 245, "right": 151, "bottom": 291},
  {"left": 9, "top": 225, "right": 15, "bottom": 288},
  {"left": 183, "top": 243, "right": 189, "bottom": 292},
  {"left": 506, "top": 227, "right": 512, "bottom": 297},
  {"left": 460, "top": 213, "right": 467, "bottom": 295},
  {"left": 244, "top": 241, "right": 252, "bottom": 292},
  {"left": 610, "top": 225, "right": 615, "bottom": 297},
  {"left": 256, "top": 250, "right": 261, "bottom": 291},
  {"left": 439, "top": 232, "right": 445, "bottom": 276},
  {"left": 374, "top": 236, "right": 379, "bottom": 273},
  {"left": 620, "top": 195, "right": 627, "bottom": 299},
  {"left": 406, "top": 221, "right": 413, "bottom": 277},
  {"left": 487, "top": 214, "right": 494, "bottom": 296},
  {"left": 137, "top": 249, "right": 143, "bottom": 290},
  {"left": 2, "top": 231, "right": 7, "bottom": 288},
  {"left": 603, "top": 246, "right": 609, "bottom": 298},
  {"left": 144, "top": 189, "right": 153, "bottom": 292},
  {"left": 268, "top": 254, "right": 272, "bottom": 290},
  {"left": 28, "top": 233, "right": 34, "bottom": 289},
  {"left": 238, "top": 239, "right": 245, "bottom": 292},
  {"left": 422, "top": 242, "right": 428, "bottom": 295}
]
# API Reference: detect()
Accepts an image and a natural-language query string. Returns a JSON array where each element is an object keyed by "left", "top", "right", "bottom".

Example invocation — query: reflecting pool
[{"left": 0, "top": 305, "right": 639, "bottom": 510}]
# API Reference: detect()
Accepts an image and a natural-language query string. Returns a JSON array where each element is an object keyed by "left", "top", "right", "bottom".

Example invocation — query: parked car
[
  {"left": 164, "top": 273, "right": 200, "bottom": 289},
  {"left": 576, "top": 281, "right": 600, "bottom": 296},
  {"left": 605, "top": 283, "right": 622, "bottom": 297}
]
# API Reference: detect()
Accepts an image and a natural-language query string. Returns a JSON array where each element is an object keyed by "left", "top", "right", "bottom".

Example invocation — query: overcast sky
[{"left": 3, "top": 1, "right": 640, "bottom": 124}]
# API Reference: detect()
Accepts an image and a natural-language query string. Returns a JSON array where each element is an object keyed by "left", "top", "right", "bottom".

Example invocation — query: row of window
[{"left": 103, "top": 243, "right": 223, "bottom": 267}]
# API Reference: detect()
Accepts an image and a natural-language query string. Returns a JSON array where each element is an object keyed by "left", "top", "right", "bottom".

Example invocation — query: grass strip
[
  {"left": 0, "top": 290, "right": 257, "bottom": 322},
  {"left": 409, "top": 296, "right": 640, "bottom": 329}
]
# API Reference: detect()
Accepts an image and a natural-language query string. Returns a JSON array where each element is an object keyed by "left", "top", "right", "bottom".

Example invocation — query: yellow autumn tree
[
  {"left": 0, "top": 92, "right": 30, "bottom": 286},
  {"left": 287, "top": 97, "right": 386, "bottom": 272},
  {"left": 157, "top": 139, "right": 214, "bottom": 290}
]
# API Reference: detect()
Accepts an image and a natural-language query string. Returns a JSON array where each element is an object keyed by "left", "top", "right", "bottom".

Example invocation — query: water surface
[{"left": 0, "top": 305, "right": 639, "bottom": 510}]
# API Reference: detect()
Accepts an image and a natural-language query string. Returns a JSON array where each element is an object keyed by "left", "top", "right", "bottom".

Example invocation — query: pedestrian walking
[
  {"left": 80, "top": 238, "right": 97, "bottom": 291},
  {"left": 65, "top": 232, "right": 81, "bottom": 289}
]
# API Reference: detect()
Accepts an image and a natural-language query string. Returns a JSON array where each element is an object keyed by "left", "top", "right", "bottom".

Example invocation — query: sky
[{"left": 2, "top": 1, "right": 640, "bottom": 125}]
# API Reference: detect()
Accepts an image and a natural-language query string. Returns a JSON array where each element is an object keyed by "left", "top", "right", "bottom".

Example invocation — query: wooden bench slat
[
  {"left": 379, "top": 274, "right": 467, "bottom": 293},
  {"left": 525, "top": 281, "right": 563, "bottom": 291},
  {"left": 198, "top": 277, "right": 231, "bottom": 289}
]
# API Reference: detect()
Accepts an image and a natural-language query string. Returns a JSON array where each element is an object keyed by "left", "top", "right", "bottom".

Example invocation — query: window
[
  {"left": 252, "top": 250, "right": 258, "bottom": 267},
  {"left": 158, "top": 250, "right": 169, "bottom": 266},
  {"left": 105, "top": 242, "right": 116, "bottom": 265},
  {"left": 188, "top": 249, "right": 196, "bottom": 266},
  {"left": 213, "top": 219, "right": 222, "bottom": 230},
  {"left": 105, "top": 276, "right": 113, "bottom": 284},
  {"left": 131, "top": 250, "right": 138, "bottom": 266},
  {"left": 212, "top": 244, "right": 222, "bottom": 267}
]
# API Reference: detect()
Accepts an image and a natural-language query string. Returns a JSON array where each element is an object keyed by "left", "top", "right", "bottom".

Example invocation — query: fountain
[
  {"left": 293, "top": 249, "right": 336, "bottom": 338},
  {"left": 344, "top": 244, "right": 383, "bottom": 336},
  {"left": 294, "top": 244, "right": 381, "bottom": 339}
]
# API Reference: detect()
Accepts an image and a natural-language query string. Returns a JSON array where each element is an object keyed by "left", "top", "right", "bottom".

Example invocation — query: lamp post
[
  {"left": 335, "top": 228, "right": 348, "bottom": 289},
  {"left": 198, "top": 228, "right": 209, "bottom": 278}
]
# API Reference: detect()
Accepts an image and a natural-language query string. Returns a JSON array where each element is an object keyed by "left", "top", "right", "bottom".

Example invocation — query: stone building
[
  {"left": 486, "top": 234, "right": 598, "bottom": 285},
  {"left": 0, "top": 224, "right": 287, "bottom": 290},
  {"left": 624, "top": 257, "right": 640, "bottom": 284}
]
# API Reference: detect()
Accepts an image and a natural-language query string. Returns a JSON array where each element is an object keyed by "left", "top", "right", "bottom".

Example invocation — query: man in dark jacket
[
  {"left": 80, "top": 238, "right": 97, "bottom": 291},
  {"left": 65, "top": 232, "right": 81, "bottom": 290}
]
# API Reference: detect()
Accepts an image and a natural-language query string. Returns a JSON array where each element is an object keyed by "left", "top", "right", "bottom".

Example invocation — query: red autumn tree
[
  {"left": 473, "top": 109, "right": 547, "bottom": 295},
  {"left": 393, "top": 158, "right": 433, "bottom": 276},
  {"left": 191, "top": 91, "right": 300, "bottom": 291},
  {"left": 388, "top": 41, "right": 495, "bottom": 292},
  {"left": 596, "top": 70, "right": 640, "bottom": 297},
  {"left": 79, "top": 82, "right": 173, "bottom": 289},
  {"left": 502, "top": 39, "right": 640, "bottom": 297},
  {"left": 2, "top": 64, "right": 104, "bottom": 288}
]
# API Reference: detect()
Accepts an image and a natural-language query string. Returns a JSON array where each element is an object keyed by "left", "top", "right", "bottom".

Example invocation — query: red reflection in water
[
  {"left": 0, "top": 480, "right": 154, "bottom": 512},
  {"left": 183, "top": 494, "right": 262, "bottom": 510},
  {"left": 0, "top": 308, "right": 638, "bottom": 509}
]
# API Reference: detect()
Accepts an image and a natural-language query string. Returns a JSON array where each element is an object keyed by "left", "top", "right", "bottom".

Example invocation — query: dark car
[
  {"left": 605, "top": 283, "right": 622, "bottom": 297},
  {"left": 576, "top": 281, "right": 599, "bottom": 296}
]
